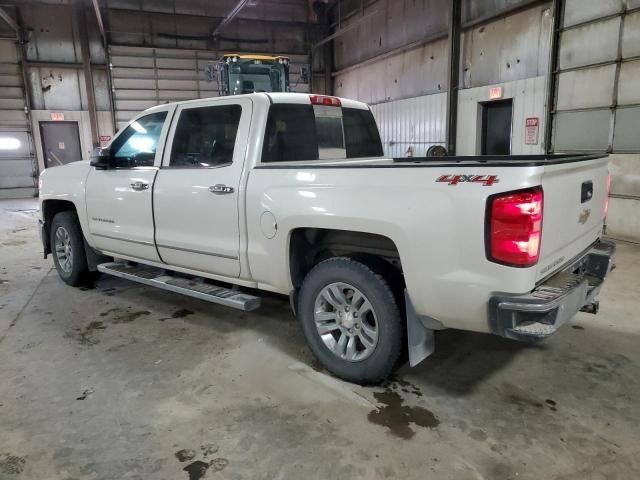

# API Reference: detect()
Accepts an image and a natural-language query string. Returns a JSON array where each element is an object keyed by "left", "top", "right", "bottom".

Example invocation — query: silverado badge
[{"left": 579, "top": 209, "right": 591, "bottom": 225}]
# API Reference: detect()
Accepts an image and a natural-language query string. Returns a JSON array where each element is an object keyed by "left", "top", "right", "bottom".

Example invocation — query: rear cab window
[{"left": 261, "top": 99, "right": 383, "bottom": 163}]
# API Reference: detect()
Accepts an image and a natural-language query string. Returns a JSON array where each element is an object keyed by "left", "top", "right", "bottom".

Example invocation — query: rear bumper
[{"left": 489, "top": 239, "right": 616, "bottom": 340}]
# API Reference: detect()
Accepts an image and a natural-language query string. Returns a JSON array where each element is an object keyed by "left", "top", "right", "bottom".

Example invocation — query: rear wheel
[
  {"left": 298, "top": 257, "right": 403, "bottom": 384},
  {"left": 50, "top": 211, "right": 89, "bottom": 286}
]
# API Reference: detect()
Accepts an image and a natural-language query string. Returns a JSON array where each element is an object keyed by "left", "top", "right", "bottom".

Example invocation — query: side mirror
[{"left": 90, "top": 147, "right": 113, "bottom": 170}]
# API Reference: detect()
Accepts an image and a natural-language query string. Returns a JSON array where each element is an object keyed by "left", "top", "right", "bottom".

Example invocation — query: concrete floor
[{"left": 1, "top": 198, "right": 639, "bottom": 480}]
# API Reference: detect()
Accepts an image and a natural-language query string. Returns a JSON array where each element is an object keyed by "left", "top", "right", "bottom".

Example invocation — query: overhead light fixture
[
  {"left": 131, "top": 121, "right": 147, "bottom": 134},
  {"left": 0, "top": 137, "right": 21, "bottom": 150}
]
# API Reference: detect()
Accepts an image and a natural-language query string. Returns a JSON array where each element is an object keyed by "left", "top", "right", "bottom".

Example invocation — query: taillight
[
  {"left": 604, "top": 174, "right": 611, "bottom": 218},
  {"left": 487, "top": 187, "right": 544, "bottom": 267},
  {"left": 309, "top": 95, "right": 342, "bottom": 107}
]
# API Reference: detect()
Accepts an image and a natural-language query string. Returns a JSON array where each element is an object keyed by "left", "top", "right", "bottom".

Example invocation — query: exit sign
[
  {"left": 51, "top": 112, "right": 65, "bottom": 121},
  {"left": 489, "top": 87, "right": 503, "bottom": 100}
]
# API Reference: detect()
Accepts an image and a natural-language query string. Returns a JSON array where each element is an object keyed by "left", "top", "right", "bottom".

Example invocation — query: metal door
[
  {"left": 40, "top": 121, "right": 83, "bottom": 168},
  {"left": 481, "top": 99, "right": 513, "bottom": 155}
]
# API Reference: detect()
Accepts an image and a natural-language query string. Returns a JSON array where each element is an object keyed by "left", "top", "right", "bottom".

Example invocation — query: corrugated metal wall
[
  {"left": 0, "top": 38, "right": 37, "bottom": 198},
  {"left": 370, "top": 93, "right": 448, "bottom": 157},
  {"left": 333, "top": 0, "right": 449, "bottom": 73},
  {"left": 551, "top": 0, "right": 640, "bottom": 153},
  {"left": 334, "top": 38, "right": 448, "bottom": 104},
  {"left": 110, "top": 46, "right": 310, "bottom": 130},
  {"left": 549, "top": 0, "right": 640, "bottom": 241},
  {"left": 461, "top": 4, "right": 553, "bottom": 89}
]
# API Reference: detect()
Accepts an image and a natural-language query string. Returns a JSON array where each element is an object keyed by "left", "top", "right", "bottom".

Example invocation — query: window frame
[
  {"left": 258, "top": 102, "right": 384, "bottom": 164},
  {"left": 161, "top": 98, "right": 251, "bottom": 170},
  {"left": 106, "top": 105, "right": 176, "bottom": 170},
  {"left": 166, "top": 104, "right": 243, "bottom": 170}
]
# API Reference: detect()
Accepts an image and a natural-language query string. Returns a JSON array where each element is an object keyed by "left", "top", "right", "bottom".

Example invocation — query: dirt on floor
[{"left": 1, "top": 198, "right": 639, "bottom": 480}]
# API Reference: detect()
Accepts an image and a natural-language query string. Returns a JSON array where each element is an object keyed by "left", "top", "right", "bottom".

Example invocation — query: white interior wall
[
  {"left": 456, "top": 76, "right": 547, "bottom": 156},
  {"left": 31, "top": 111, "right": 114, "bottom": 173}
]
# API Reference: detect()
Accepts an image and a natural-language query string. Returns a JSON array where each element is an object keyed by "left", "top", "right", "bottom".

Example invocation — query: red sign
[
  {"left": 51, "top": 112, "right": 65, "bottom": 121},
  {"left": 489, "top": 87, "right": 503, "bottom": 100},
  {"left": 525, "top": 117, "right": 540, "bottom": 145},
  {"left": 99, "top": 135, "right": 111, "bottom": 146}
]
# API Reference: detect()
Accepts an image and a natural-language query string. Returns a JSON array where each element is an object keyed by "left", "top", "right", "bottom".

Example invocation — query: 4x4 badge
[{"left": 436, "top": 175, "right": 499, "bottom": 186}]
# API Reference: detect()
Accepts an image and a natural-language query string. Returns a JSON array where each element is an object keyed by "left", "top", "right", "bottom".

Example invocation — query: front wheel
[
  {"left": 298, "top": 257, "right": 403, "bottom": 384},
  {"left": 50, "top": 211, "right": 90, "bottom": 286}
]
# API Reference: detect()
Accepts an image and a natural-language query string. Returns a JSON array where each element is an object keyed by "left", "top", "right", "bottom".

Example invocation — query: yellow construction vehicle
[{"left": 217, "top": 54, "right": 290, "bottom": 96}]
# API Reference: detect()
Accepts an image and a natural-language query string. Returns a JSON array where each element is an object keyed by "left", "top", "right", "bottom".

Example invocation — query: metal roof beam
[
  {"left": 211, "top": 0, "right": 252, "bottom": 37},
  {"left": 0, "top": 7, "right": 20, "bottom": 34},
  {"left": 91, "top": 0, "right": 106, "bottom": 41}
]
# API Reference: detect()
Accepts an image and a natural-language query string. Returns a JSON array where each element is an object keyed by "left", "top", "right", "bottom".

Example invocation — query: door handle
[
  {"left": 209, "top": 184, "right": 234, "bottom": 195},
  {"left": 130, "top": 181, "right": 149, "bottom": 191}
]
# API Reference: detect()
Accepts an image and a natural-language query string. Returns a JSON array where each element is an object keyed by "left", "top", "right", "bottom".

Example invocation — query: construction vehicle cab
[{"left": 218, "top": 54, "right": 290, "bottom": 96}]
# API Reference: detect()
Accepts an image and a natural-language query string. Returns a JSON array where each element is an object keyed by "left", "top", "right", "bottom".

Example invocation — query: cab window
[
  {"left": 170, "top": 105, "right": 242, "bottom": 168},
  {"left": 261, "top": 104, "right": 383, "bottom": 163},
  {"left": 110, "top": 111, "right": 168, "bottom": 168}
]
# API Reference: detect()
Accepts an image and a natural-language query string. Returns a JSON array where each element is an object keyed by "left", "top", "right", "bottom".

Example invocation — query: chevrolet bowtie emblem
[{"left": 579, "top": 209, "right": 591, "bottom": 225}]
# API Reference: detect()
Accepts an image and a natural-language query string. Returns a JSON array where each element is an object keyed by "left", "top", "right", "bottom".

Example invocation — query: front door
[
  {"left": 40, "top": 121, "right": 82, "bottom": 167},
  {"left": 153, "top": 97, "right": 252, "bottom": 277},
  {"left": 85, "top": 107, "right": 174, "bottom": 262},
  {"left": 481, "top": 99, "right": 513, "bottom": 155}
]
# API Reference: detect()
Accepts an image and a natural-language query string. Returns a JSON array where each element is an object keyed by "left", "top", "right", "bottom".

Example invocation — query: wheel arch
[
  {"left": 42, "top": 199, "right": 79, "bottom": 256},
  {"left": 288, "top": 227, "right": 405, "bottom": 293}
]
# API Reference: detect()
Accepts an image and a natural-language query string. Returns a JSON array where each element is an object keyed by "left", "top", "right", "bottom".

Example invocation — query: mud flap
[{"left": 405, "top": 290, "right": 435, "bottom": 367}]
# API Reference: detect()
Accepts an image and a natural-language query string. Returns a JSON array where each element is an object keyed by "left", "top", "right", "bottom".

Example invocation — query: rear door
[
  {"left": 85, "top": 106, "right": 174, "bottom": 262},
  {"left": 536, "top": 156, "right": 609, "bottom": 280},
  {"left": 153, "top": 97, "right": 252, "bottom": 277}
]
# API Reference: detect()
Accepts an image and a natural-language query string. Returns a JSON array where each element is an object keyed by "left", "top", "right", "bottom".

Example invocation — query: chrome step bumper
[
  {"left": 97, "top": 262, "right": 261, "bottom": 311},
  {"left": 489, "top": 239, "right": 616, "bottom": 340}
]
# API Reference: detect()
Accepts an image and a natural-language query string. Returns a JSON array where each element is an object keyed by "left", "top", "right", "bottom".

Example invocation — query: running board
[{"left": 97, "top": 262, "right": 261, "bottom": 311}]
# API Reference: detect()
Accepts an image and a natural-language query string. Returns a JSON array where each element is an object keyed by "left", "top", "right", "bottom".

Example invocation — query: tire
[
  {"left": 298, "top": 257, "right": 403, "bottom": 384},
  {"left": 50, "top": 210, "right": 90, "bottom": 287}
]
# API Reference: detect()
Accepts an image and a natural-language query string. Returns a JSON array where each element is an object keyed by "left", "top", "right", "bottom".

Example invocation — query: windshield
[{"left": 227, "top": 59, "right": 288, "bottom": 94}]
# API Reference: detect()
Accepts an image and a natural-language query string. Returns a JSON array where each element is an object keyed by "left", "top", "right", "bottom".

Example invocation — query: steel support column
[
  {"left": 446, "top": 0, "right": 461, "bottom": 155},
  {"left": 74, "top": 1, "right": 99, "bottom": 148},
  {"left": 544, "top": 0, "right": 563, "bottom": 154}
]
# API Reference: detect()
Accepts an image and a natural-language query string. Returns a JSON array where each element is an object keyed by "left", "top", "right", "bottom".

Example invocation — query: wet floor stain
[
  {"left": 0, "top": 454, "right": 26, "bottom": 475},
  {"left": 469, "top": 429, "right": 488, "bottom": 441},
  {"left": 200, "top": 444, "right": 219, "bottom": 457},
  {"left": 382, "top": 376, "right": 423, "bottom": 397},
  {"left": 76, "top": 387, "right": 94, "bottom": 401},
  {"left": 99, "top": 307, "right": 151, "bottom": 323},
  {"left": 160, "top": 309, "right": 195, "bottom": 321},
  {"left": 368, "top": 390, "right": 439, "bottom": 439},
  {"left": 183, "top": 460, "right": 210, "bottom": 480},
  {"left": 503, "top": 384, "right": 558, "bottom": 412},
  {"left": 175, "top": 449, "right": 196, "bottom": 462},
  {"left": 171, "top": 309, "right": 194, "bottom": 318},
  {"left": 176, "top": 445, "right": 228, "bottom": 480},
  {"left": 66, "top": 321, "right": 107, "bottom": 345},
  {"left": 210, "top": 458, "right": 229, "bottom": 471},
  {"left": 112, "top": 309, "right": 151, "bottom": 323}
]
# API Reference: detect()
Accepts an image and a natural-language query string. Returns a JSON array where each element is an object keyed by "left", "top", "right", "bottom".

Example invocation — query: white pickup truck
[{"left": 39, "top": 92, "right": 615, "bottom": 384}]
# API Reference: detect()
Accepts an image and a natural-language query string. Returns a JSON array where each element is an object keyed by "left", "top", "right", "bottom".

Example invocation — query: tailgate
[{"left": 536, "top": 156, "right": 609, "bottom": 281}]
